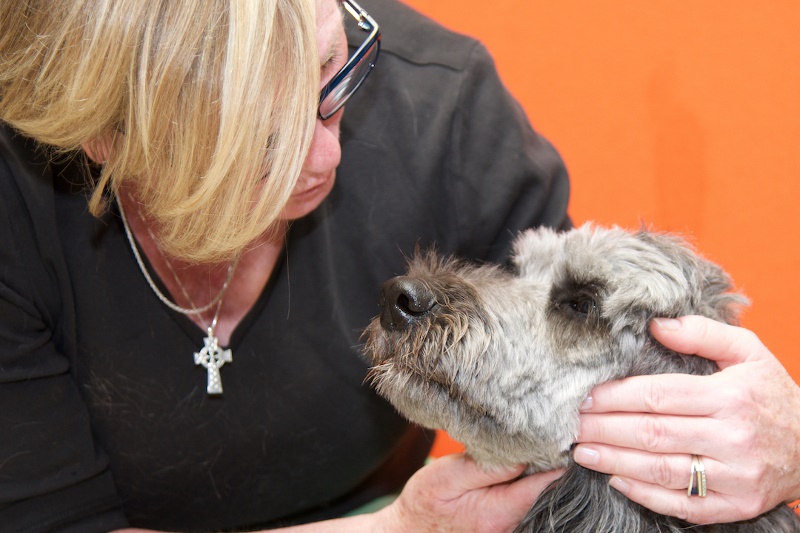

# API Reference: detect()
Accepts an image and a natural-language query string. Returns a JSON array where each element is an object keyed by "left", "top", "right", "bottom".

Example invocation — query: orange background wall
[{"left": 396, "top": 0, "right": 800, "bottom": 457}]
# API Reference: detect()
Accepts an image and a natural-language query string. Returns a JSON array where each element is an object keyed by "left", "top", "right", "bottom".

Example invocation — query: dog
[{"left": 363, "top": 223, "right": 800, "bottom": 532}]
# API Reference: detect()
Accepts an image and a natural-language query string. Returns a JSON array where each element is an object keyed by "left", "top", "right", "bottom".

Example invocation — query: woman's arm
[{"left": 113, "top": 454, "right": 562, "bottom": 533}]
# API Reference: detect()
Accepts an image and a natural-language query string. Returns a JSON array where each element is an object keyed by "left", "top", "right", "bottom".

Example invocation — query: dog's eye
[
  {"left": 552, "top": 281, "right": 603, "bottom": 324},
  {"left": 568, "top": 298, "right": 597, "bottom": 316}
]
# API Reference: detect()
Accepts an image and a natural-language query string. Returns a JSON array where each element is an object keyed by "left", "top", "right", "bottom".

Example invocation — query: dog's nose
[{"left": 379, "top": 276, "right": 437, "bottom": 331}]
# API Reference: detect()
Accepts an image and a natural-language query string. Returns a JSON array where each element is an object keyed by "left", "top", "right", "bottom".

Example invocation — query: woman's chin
[{"left": 280, "top": 172, "right": 336, "bottom": 221}]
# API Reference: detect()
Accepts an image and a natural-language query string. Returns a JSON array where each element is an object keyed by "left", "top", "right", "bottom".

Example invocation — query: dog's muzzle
[{"left": 379, "top": 276, "right": 437, "bottom": 331}]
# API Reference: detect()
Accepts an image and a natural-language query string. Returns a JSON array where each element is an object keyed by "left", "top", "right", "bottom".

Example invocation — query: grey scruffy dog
[{"left": 363, "top": 223, "right": 800, "bottom": 532}]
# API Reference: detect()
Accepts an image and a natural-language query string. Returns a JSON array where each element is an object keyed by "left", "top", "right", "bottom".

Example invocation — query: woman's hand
[
  {"left": 379, "top": 453, "right": 563, "bottom": 533},
  {"left": 574, "top": 315, "right": 800, "bottom": 524}
]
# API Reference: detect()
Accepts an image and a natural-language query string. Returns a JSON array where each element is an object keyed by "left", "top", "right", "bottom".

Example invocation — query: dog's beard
[{"left": 363, "top": 312, "right": 606, "bottom": 472}]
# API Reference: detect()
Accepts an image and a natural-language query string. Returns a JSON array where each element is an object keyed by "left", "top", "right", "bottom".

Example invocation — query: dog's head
[{"left": 363, "top": 224, "right": 747, "bottom": 471}]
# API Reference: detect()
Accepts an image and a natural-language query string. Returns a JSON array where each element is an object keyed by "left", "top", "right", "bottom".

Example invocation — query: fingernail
[
  {"left": 653, "top": 317, "right": 681, "bottom": 331},
  {"left": 609, "top": 475, "right": 630, "bottom": 494},
  {"left": 573, "top": 446, "right": 600, "bottom": 466},
  {"left": 579, "top": 395, "right": 592, "bottom": 412}
]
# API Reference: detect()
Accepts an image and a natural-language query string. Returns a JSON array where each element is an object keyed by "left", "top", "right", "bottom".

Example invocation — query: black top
[{"left": 0, "top": 0, "right": 570, "bottom": 531}]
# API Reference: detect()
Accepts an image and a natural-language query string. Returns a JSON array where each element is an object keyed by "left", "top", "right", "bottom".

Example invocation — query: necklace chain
[{"left": 116, "top": 195, "right": 239, "bottom": 318}]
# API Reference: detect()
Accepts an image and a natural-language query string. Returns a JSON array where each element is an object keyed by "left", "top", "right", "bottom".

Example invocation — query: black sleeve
[
  {"left": 447, "top": 40, "right": 571, "bottom": 263},
  {"left": 0, "top": 129, "right": 128, "bottom": 532}
]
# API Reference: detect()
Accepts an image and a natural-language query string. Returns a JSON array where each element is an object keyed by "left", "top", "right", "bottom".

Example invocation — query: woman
[
  {"left": 0, "top": 0, "right": 566, "bottom": 530},
  {"left": 1, "top": 0, "right": 797, "bottom": 531}
]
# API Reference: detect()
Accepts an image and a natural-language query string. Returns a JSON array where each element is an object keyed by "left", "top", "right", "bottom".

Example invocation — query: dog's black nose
[{"left": 379, "top": 276, "right": 437, "bottom": 331}]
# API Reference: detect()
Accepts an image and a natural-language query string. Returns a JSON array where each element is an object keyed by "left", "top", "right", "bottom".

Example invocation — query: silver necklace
[{"left": 116, "top": 195, "right": 239, "bottom": 395}]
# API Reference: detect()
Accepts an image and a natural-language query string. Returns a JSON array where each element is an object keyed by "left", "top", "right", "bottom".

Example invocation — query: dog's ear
[
  {"left": 635, "top": 231, "right": 749, "bottom": 325},
  {"left": 511, "top": 227, "right": 563, "bottom": 279}
]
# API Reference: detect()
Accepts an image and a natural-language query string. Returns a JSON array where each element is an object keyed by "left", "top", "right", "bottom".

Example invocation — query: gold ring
[{"left": 688, "top": 455, "right": 707, "bottom": 497}]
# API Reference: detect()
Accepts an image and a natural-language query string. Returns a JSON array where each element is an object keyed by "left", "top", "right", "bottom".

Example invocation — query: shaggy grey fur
[{"left": 363, "top": 224, "right": 800, "bottom": 532}]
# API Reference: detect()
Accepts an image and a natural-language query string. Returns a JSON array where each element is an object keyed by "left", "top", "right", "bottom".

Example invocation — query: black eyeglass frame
[{"left": 318, "top": 0, "right": 381, "bottom": 120}]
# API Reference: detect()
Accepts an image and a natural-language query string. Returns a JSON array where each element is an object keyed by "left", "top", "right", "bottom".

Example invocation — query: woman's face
[
  {"left": 280, "top": 0, "right": 348, "bottom": 221},
  {"left": 82, "top": 0, "right": 348, "bottom": 225}
]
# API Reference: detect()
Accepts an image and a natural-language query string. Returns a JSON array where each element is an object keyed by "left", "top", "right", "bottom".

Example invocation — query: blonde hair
[{"left": 0, "top": 0, "right": 319, "bottom": 262}]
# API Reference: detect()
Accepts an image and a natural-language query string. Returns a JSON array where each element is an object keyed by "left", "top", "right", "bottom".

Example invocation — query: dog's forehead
[
  {"left": 512, "top": 224, "right": 718, "bottom": 322},
  {"left": 562, "top": 228, "right": 658, "bottom": 275},
  {"left": 512, "top": 224, "right": 697, "bottom": 296},
  {"left": 512, "top": 225, "right": 634, "bottom": 277}
]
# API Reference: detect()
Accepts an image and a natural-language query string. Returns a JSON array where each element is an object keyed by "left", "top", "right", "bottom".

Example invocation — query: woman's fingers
[
  {"left": 573, "top": 444, "right": 743, "bottom": 495},
  {"left": 424, "top": 453, "right": 525, "bottom": 497},
  {"left": 387, "top": 454, "right": 564, "bottom": 533},
  {"left": 580, "top": 373, "right": 723, "bottom": 416},
  {"left": 577, "top": 412, "right": 742, "bottom": 457},
  {"left": 606, "top": 475, "right": 768, "bottom": 525},
  {"left": 650, "top": 315, "right": 767, "bottom": 368}
]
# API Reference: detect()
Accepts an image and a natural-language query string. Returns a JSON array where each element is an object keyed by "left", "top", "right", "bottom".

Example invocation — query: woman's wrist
[
  {"left": 370, "top": 502, "right": 402, "bottom": 533},
  {"left": 267, "top": 504, "right": 399, "bottom": 533}
]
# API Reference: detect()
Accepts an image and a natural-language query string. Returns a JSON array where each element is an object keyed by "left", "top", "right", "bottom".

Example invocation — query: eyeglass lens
[{"left": 319, "top": 38, "right": 379, "bottom": 119}]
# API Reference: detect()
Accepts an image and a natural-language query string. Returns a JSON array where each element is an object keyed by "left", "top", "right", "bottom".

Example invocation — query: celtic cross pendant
[{"left": 194, "top": 328, "right": 232, "bottom": 395}]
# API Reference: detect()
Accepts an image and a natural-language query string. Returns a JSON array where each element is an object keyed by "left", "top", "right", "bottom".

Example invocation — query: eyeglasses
[{"left": 318, "top": 0, "right": 381, "bottom": 120}]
